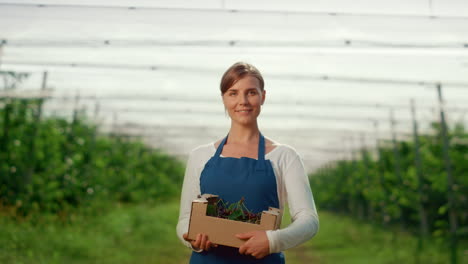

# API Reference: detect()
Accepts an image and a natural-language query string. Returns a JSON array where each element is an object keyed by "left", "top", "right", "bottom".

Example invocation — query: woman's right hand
[{"left": 183, "top": 233, "right": 218, "bottom": 251}]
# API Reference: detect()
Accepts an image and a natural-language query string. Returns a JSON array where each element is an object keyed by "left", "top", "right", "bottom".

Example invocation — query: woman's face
[{"left": 222, "top": 76, "right": 265, "bottom": 126}]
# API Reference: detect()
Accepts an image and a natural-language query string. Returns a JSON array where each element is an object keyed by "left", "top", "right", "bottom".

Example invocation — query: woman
[{"left": 176, "top": 62, "right": 319, "bottom": 263}]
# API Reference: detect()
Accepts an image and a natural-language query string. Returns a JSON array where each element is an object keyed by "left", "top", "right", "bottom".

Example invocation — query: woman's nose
[{"left": 239, "top": 94, "right": 249, "bottom": 105}]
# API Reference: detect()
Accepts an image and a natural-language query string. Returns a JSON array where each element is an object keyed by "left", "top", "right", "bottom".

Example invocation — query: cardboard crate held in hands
[{"left": 187, "top": 194, "right": 281, "bottom": 248}]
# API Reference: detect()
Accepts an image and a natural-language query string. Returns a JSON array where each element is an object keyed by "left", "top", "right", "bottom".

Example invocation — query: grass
[
  {"left": 283, "top": 210, "right": 468, "bottom": 264},
  {"left": 1, "top": 201, "right": 466, "bottom": 264},
  {"left": 0, "top": 200, "right": 191, "bottom": 264}
]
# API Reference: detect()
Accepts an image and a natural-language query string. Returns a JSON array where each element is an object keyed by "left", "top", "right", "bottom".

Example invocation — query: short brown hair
[{"left": 220, "top": 62, "right": 264, "bottom": 95}]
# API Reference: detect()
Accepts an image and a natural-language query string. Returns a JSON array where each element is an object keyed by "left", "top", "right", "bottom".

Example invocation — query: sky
[{"left": 1, "top": 0, "right": 467, "bottom": 171}]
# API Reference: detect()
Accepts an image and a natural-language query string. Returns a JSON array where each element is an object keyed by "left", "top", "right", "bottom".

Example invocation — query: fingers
[
  {"left": 236, "top": 231, "right": 254, "bottom": 240},
  {"left": 252, "top": 252, "right": 266, "bottom": 259},
  {"left": 240, "top": 246, "right": 261, "bottom": 258},
  {"left": 200, "top": 233, "right": 208, "bottom": 250},
  {"left": 192, "top": 234, "right": 201, "bottom": 249},
  {"left": 238, "top": 231, "right": 269, "bottom": 259},
  {"left": 189, "top": 233, "right": 216, "bottom": 251},
  {"left": 240, "top": 246, "right": 264, "bottom": 259},
  {"left": 239, "top": 245, "right": 247, "bottom": 255}
]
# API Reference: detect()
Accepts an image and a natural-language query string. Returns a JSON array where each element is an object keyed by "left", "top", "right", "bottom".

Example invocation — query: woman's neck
[{"left": 227, "top": 122, "right": 260, "bottom": 145}]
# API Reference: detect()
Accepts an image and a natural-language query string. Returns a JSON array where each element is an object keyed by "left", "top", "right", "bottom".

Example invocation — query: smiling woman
[
  {"left": 221, "top": 63, "right": 266, "bottom": 128},
  {"left": 176, "top": 62, "right": 319, "bottom": 264}
]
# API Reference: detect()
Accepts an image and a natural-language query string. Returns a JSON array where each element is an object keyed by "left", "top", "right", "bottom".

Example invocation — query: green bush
[
  {"left": 0, "top": 98, "right": 184, "bottom": 216},
  {"left": 310, "top": 123, "right": 468, "bottom": 240}
]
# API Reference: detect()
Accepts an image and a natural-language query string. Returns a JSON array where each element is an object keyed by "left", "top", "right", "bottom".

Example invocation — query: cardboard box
[{"left": 187, "top": 194, "right": 281, "bottom": 248}]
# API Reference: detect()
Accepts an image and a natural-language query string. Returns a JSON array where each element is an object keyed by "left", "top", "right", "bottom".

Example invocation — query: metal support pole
[
  {"left": 25, "top": 71, "right": 48, "bottom": 185},
  {"left": 411, "top": 99, "right": 429, "bottom": 264},
  {"left": 0, "top": 41, "right": 4, "bottom": 69},
  {"left": 93, "top": 100, "right": 100, "bottom": 122},
  {"left": 350, "top": 134, "right": 365, "bottom": 219},
  {"left": 360, "top": 133, "right": 373, "bottom": 220},
  {"left": 72, "top": 91, "right": 80, "bottom": 124},
  {"left": 341, "top": 136, "right": 352, "bottom": 214},
  {"left": 348, "top": 135, "right": 358, "bottom": 216},
  {"left": 83, "top": 100, "right": 100, "bottom": 185},
  {"left": 390, "top": 109, "right": 403, "bottom": 184},
  {"left": 436, "top": 84, "right": 458, "bottom": 264},
  {"left": 112, "top": 111, "right": 118, "bottom": 136},
  {"left": 63, "top": 90, "right": 79, "bottom": 165},
  {"left": 373, "top": 120, "right": 389, "bottom": 225},
  {"left": 390, "top": 108, "right": 405, "bottom": 230}
]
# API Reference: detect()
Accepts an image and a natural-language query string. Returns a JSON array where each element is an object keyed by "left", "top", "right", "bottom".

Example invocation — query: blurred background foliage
[
  {"left": 310, "top": 123, "right": 468, "bottom": 241},
  {"left": 0, "top": 72, "right": 466, "bottom": 263},
  {"left": 0, "top": 97, "right": 184, "bottom": 217}
]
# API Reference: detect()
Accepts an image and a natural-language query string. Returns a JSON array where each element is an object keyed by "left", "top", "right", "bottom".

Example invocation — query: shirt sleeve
[
  {"left": 176, "top": 148, "right": 202, "bottom": 249},
  {"left": 266, "top": 151, "right": 319, "bottom": 253}
]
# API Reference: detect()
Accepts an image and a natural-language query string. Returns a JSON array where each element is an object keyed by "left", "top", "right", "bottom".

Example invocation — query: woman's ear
[
  {"left": 261, "top": 90, "right": 266, "bottom": 105},
  {"left": 221, "top": 93, "right": 230, "bottom": 118}
]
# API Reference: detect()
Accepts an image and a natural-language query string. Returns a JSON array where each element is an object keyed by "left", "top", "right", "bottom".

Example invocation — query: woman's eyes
[{"left": 228, "top": 90, "right": 257, "bottom": 96}]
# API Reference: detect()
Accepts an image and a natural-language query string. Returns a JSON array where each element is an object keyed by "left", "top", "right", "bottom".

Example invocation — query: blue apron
[{"left": 190, "top": 133, "right": 285, "bottom": 264}]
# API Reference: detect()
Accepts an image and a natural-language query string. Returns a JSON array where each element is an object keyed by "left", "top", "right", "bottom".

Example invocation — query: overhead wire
[
  {"left": 106, "top": 123, "right": 416, "bottom": 142},
  {"left": 41, "top": 94, "right": 468, "bottom": 112},
  {"left": 42, "top": 104, "right": 436, "bottom": 126},
  {"left": 2, "top": 38, "right": 467, "bottom": 49},
  {"left": 1, "top": 2, "right": 468, "bottom": 20},
  {"left": 41, "top": 105, "right": 444, "bottom": 162},
  {"left": 3, "top": 60, "right": 468, "bottom": 88}
]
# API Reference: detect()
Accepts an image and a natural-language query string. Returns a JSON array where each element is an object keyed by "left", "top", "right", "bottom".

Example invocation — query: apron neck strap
[
  {"left": 258, "top": 133, "right": 265, "bottom": 161},
  {"left": 214, "top": 132, "right": 266, "bottom": 161},
  {"left": 214, "top": 135, "right": 228, "bottom": 157}
]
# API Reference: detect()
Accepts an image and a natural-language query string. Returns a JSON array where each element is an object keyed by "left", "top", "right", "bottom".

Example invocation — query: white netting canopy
[{"left": 1, "top": 0, "right": 468, "bottom": 171}]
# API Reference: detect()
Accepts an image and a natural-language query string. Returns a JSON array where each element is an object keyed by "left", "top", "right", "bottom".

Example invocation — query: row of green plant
[
  {"left": 309, "top": 123, "right": 468, "bottom": 240},
  {"left": 0, "top": 98, "right": 185, "bottom": 216}
]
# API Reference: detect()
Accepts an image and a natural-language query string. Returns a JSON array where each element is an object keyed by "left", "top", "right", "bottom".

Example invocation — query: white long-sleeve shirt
[{"left": 176, "top": 141, "right": 319, "bottom": 253}]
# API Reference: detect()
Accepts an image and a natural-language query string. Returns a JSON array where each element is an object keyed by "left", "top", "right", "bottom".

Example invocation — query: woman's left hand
[{"left": 236, "top": 230, "right": 270, "bottom": 259}]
